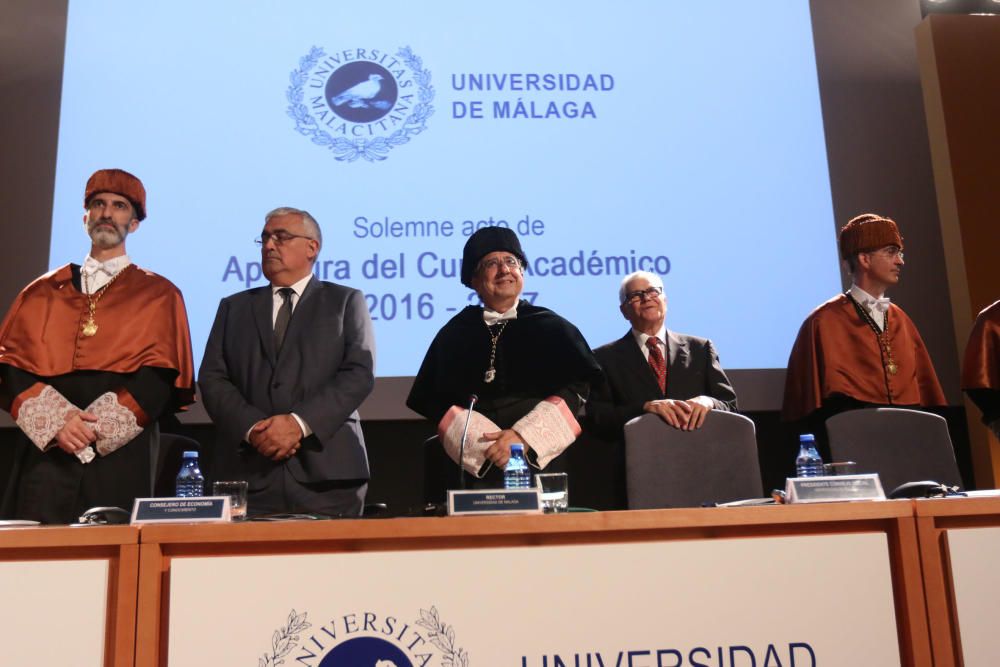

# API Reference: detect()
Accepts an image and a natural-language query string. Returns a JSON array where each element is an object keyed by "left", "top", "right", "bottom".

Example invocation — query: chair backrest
[
  {"left": 825, "top": 407, "right": 962, "bottom": 493},
  {"left": 422, "top": 435, "right": 452, "bottom": 506},
  {"left": 624, "top": 411, "right": 763, "bottom": 509}
]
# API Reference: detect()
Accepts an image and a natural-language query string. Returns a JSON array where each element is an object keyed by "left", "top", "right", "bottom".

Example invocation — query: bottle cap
[
  {"left": 799, "top": 434, "right": 815, "bottom": 443},
  {"left": 182, "top": 450, "right": 199, "bottom": 458},
  {"left": 510, "top": 443, "right": 524, "bottom": 454}
]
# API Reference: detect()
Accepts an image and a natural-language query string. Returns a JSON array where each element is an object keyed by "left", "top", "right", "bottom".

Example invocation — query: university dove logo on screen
[
  {"left": 260, "top": 607, "right": 468, "bottom": 667},
  {"left": 287, "top": 46, "right": 434, "bottom": 162}
]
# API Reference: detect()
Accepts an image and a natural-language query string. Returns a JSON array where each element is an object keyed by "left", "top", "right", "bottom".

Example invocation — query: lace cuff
[
  {"left": 438, "top": 406, "right": 502, "bottom": 478},
  {"left": 85, "top": 392, "right": 143, "bottom": 456},
  {"left": 13, "top": 384, "right": 79, "bottom": 452},
  {"left": 512, "top": 396, "right": 582, "bottom": 470}
]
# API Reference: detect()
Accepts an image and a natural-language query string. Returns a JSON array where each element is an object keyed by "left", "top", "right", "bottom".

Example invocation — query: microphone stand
[{"left": 458, "top": 394, "right": 478, "bottom": 490}]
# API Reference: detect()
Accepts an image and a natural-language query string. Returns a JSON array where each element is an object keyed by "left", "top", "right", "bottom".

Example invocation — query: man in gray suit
[
  {"left": 199, "top": 207, "right": 375, "bottom": 517},
  {"left": 587, "top": 270, "right": 737, "bottom": 435}
]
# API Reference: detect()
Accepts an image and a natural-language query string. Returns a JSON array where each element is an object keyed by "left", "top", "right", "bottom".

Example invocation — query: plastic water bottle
[
  {"left": 504, "top": 443, "right": 532, "bottom": 489},
  {"left": 795, "top": 434, "right": 824, "bottom": 478},
  {"left": 175, "top": 450, "right": 205, "bottom": 497}
]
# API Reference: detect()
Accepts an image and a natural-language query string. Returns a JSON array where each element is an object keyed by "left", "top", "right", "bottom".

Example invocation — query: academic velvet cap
[
  {"left": 460, "top": 227, "right": 528, "bottom": 287},
  {"left": 838, "top": 213, "right": 903, "bottom": 259},
  {"left": 84, "top": 168, "right": 147, "bottom": 221}
]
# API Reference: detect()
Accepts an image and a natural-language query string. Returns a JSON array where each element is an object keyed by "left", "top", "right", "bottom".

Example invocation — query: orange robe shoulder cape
[
  {"left": 962, "top": 299, "right": 1000, "bottom": 424},
  {"left": 962, "top": 300, "right": 1000, "bottom": 392},
  {"left": 782, "top": 294, "right": 946, "bottom": 421},
  {"left": 0, "top": 263, "right": 195, "bottom": 411}
]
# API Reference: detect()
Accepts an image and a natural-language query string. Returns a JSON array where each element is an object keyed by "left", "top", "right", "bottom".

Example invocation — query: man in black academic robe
[{"left": 407, "top": 227, "right": 601, "bottom": 488}]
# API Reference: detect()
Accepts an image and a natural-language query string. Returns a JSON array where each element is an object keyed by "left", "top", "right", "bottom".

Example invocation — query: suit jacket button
[{"left": 272, "top": 382, "right": 281, "bottom": 388}]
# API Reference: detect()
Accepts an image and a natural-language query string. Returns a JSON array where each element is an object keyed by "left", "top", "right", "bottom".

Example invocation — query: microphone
[{"left": 458, "top": 394, "right": 478, "bottom": 490}]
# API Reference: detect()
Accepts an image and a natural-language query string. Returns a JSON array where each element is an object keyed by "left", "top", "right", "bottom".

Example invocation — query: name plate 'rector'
[
  {"left": 131, "top": 496, "right": 231, "bottom": 524},
  {"left": 785, "top": 474, "right": 885, "bottom": 504},
  {"left": 447, "top": 489, "right": 542, "bottom": 516}
]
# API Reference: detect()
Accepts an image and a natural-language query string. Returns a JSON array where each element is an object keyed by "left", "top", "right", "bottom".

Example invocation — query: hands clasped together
[
  {"left": 250, "top": 414, "right": 303, "bottom": 461},
  {"left": 481, "top": 428, "right": 526, "bottom": 469},
  {"left": 642, "top": 396, "right": 715, "bottom": 431},
  {"left": 54, "top": 411, "right": 100, "bottom": 454}
]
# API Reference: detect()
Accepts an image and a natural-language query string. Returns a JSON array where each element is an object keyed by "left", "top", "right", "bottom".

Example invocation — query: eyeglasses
[
  {"left": 478, "top": 255, "right": 521, "bottom": 273},
  {"left": 255, "top": 230, "right": 315, "bottom": 246},
  {"left": 623, "top": 286, "right": 663, "bottom": 304},
  {"left": 869, "top": 246, "right": 904, "bottom": 260}
]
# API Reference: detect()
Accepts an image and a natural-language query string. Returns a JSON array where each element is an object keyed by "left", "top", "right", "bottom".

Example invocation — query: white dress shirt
[
  {"left": 631, "top": 324, "right": 667, "bottom": 362},
  {"left": 80, "top": 254, "right": 132, "bottom": 294},
  {"left": 850, "top": 284, "right": 890, "bottom": 331},
  {"left": 271, "top": 273, "right": 313, "bottom": 325},
  {"left": 483, "top": 303, "right": 518, "bottom": 325}
]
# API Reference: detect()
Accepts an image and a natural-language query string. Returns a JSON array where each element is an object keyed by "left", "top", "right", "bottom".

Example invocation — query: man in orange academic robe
[
  {"left": 963, "top": 300, "right": 1000, "bottom": 439},
  {"left": 782, "top": 214, "right": 946, "bottom": 444},
  {"left": 0, "top": 169, "right": 194, "bottom": 523}
]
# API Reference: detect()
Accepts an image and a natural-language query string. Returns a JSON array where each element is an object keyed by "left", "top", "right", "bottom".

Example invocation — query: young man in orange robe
[{"left": 782, "top": 214, "right": 946, "bottom": 447}]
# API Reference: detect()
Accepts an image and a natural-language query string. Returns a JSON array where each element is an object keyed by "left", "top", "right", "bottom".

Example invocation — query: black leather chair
[
  {"left": 624, "top": 411, "right": 763, "bottom": 509},
  {"left": 422, "top": 435, "right": 454, "bottom": 506},
  {"left": 825, "top": 407, "right": 962, "bottom": 493}
]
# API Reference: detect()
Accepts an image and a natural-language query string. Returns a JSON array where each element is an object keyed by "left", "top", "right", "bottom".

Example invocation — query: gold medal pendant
[
  {"left": 849, "top": 293, "right": 900, "bottom": 380},
  {"left": 81, "top": 265, "right": 131, "bottom": 339},
  {"left": 882, "top": 337, "right": 898, "bottom": 375},
  {"left": 484, "top": 368, "right": 496, "bottom": 383}
]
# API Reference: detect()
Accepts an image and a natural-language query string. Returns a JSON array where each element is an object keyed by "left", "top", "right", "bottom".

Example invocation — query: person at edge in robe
[
  {"left": 962, "top": 300, "right": 1000, "bottom": 440},
  {"left": 782, "top": 213, "right": 946, "bottom": 456},
  {"left": 406, "top": 227, "right": 601, "bottom": 489},
  {"left": 199, "top": 207, "right": 375, "bottom": 517},
  {"left": 0, "top": 168, "right": 195, "bottom": 524}
]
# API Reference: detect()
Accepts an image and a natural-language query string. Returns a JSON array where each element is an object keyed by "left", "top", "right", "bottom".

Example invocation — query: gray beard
[{"left": 88, "top": 225, "right": 126, "bottom": 250}]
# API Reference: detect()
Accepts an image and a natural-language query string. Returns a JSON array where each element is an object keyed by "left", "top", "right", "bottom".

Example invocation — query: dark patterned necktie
[
  {"left": 273, "top": 287, "right": 294, "bottom": 352},
  {"left": 647, "top": 337, "right": 667, "bottom": 394}
]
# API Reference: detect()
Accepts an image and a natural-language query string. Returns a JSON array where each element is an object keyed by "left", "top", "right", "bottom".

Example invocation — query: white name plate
[
  {"left": 131, "top": 496, "right": 231, "bottom": 524},
  {"left": 785, "top": 474, "right": 885, "bottom": 504},
  {"left": 447, "top": 489, "right": 542, "bottom": 515}
]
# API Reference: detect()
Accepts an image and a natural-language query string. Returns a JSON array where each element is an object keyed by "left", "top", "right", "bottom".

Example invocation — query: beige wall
[
  {"left": 0, "top": 1, "right": 65, "bottom": 311},
  {"left": 916, "top": 14, "right": 1000, "bottom": 486},
  {"left": 809, "top": 0, "right": 961, "bottom": 403}
]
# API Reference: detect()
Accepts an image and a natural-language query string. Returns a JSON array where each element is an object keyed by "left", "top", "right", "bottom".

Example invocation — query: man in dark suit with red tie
[{"left": 579, "top": 271, "right": 737, "bottom": 508}]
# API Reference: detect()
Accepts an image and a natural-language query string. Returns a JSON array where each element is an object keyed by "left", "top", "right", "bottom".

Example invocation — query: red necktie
[{"left": 646, "top": 337, "right": 667, "bottom": 394}]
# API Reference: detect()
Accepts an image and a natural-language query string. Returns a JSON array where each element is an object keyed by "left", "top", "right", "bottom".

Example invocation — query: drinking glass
[
  {"left": 536, "top": 473, "right": 569, "bottom": 513},
  {"left": 213, "top": 480, "right": 248, "bottom": 521}
]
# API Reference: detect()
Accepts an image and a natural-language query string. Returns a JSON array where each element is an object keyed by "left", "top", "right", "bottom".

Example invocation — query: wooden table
[
  {"left": 0, "top": 525, "right": 139, "bottom": 667},
  {"left": 135, "top": 502, "right": 929, "bottom": 667},
  {"left": 914, "top": 495, "right": 1000, "bottom": 667}
]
